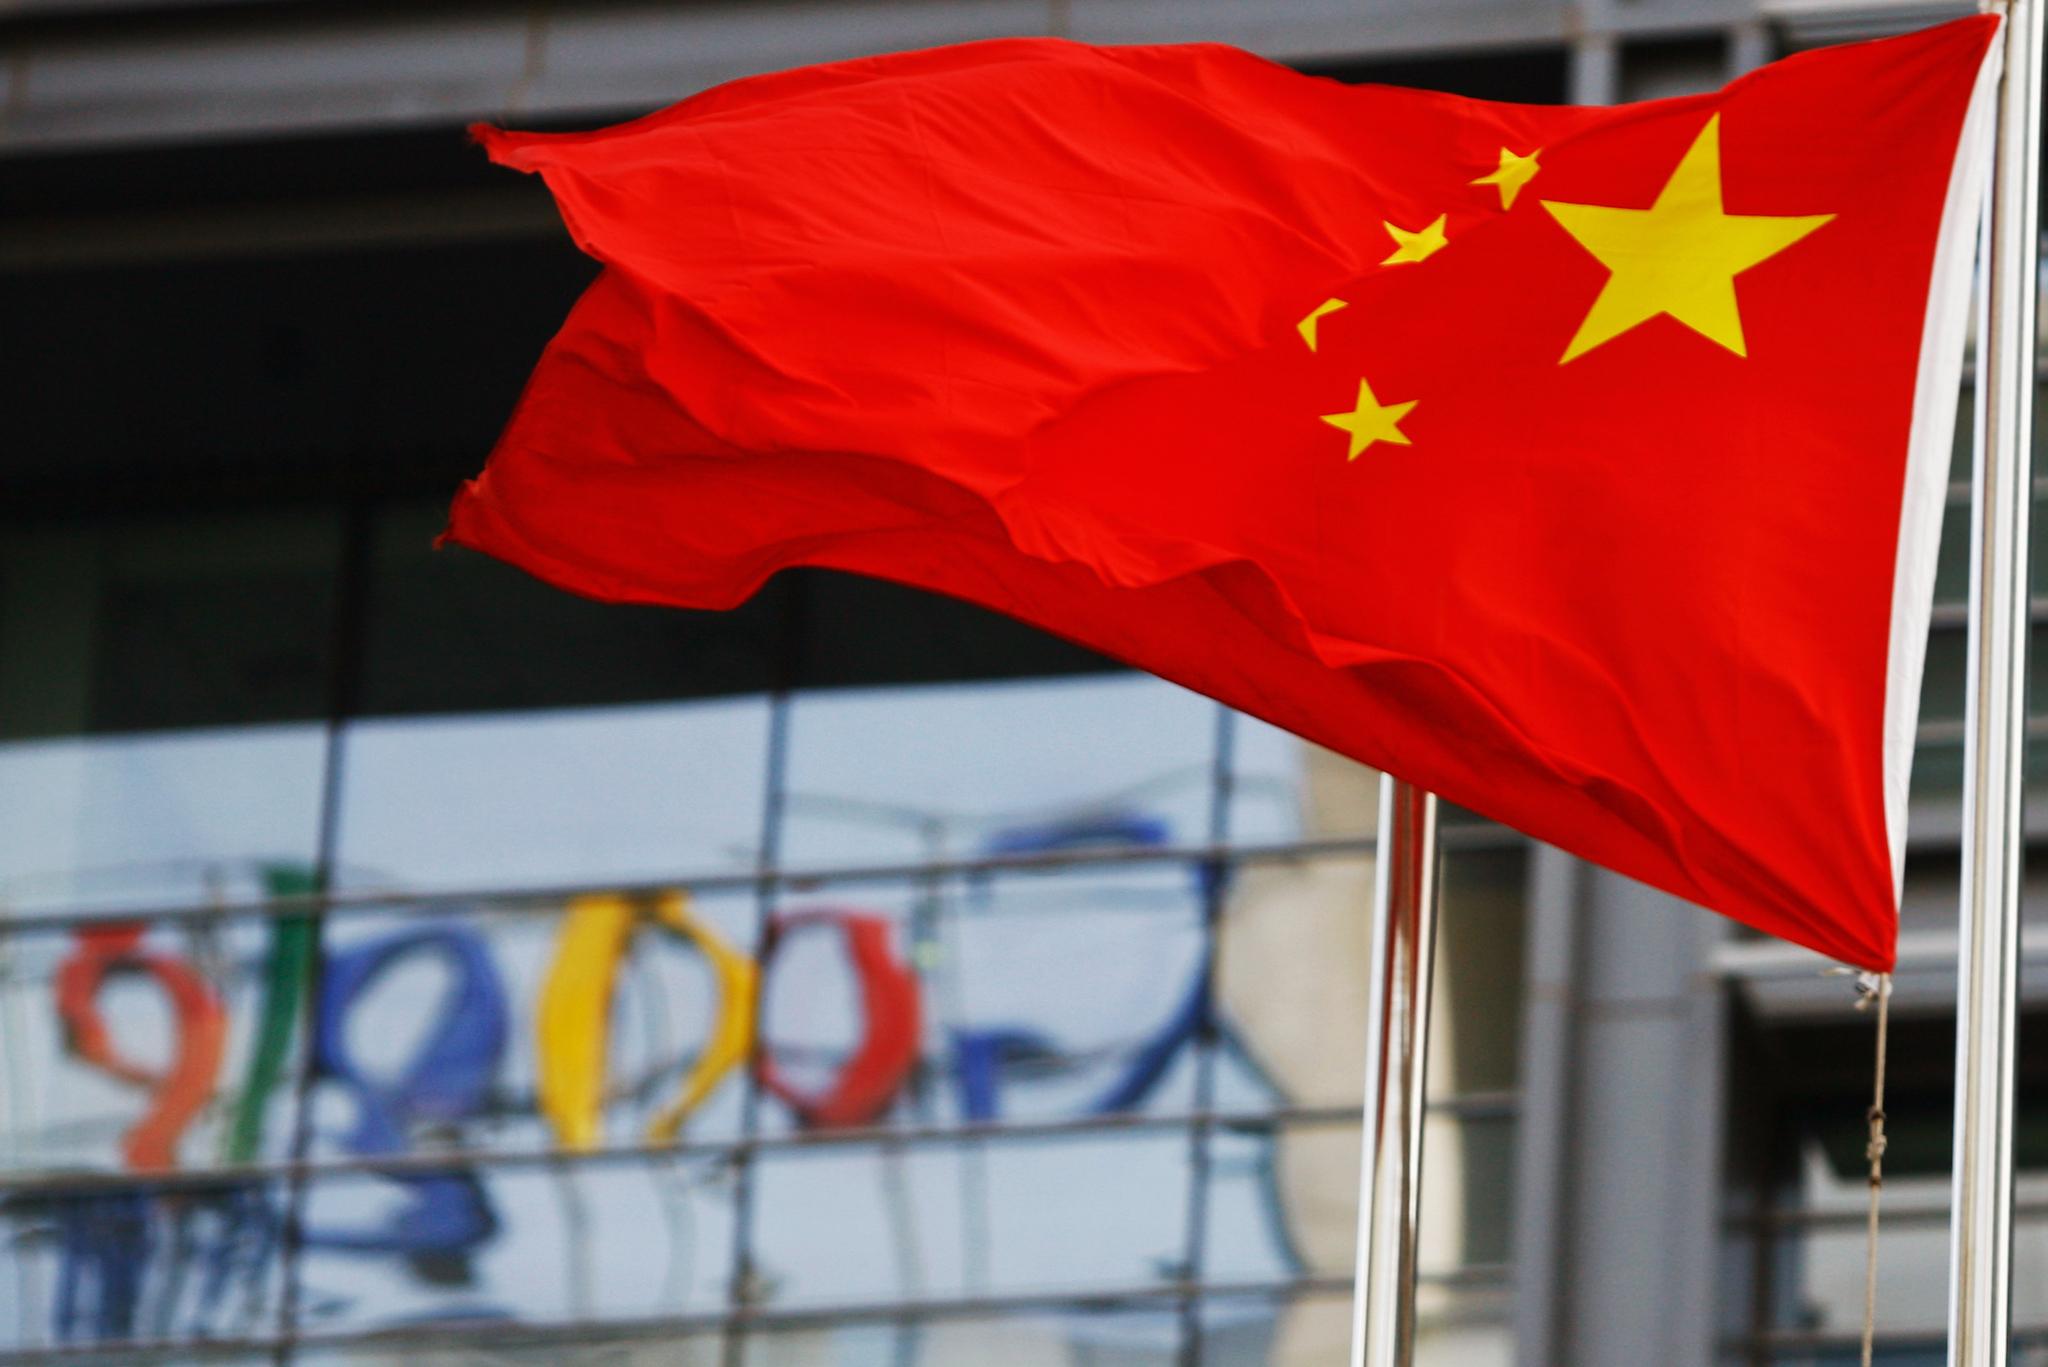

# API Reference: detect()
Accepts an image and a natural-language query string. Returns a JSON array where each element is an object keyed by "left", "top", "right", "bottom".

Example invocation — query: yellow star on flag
[
  {"left": 1297, "top": 297, "right": 1348, "bottom": 351},
  {"left": 1540, "top": 114, "right": 1833, "bottom": 363},
  {"left": 1381, "top": 214, "right": 1448, "bottom": 265},
  {"left": 1471, "top": 148, "right": 1540, "bottom": 209},
  {"left": 1321, "top": 379, "right": 1417, "bottom": 459}
]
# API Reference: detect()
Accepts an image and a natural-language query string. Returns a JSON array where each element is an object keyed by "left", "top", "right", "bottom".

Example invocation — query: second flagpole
[
  {"left": 1950, "top": 3, "right": 2041, "bottom": 1364},
  {"left": 1350, "top": 775, "right": 1441, "bottom": 1367}
]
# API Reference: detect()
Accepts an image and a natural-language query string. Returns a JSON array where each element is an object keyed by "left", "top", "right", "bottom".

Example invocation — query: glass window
[
  {"left": 746, "top": 1143, "right": 976, "bottom": 1307},
  {"left": 1932, "top": 490, "right": 2048, "bottom": 606},
  {"left": 1915, "top": 622, "right": 2048, "bottom": 727},
  {"left": 332, "top": 698, "right": 772, "bottom": 894},
  {"left": 0, "top": 727, "right": 328, "bottom": 917},
  {"left": 0, "top": 511, "right": 340, "bottom": 742},
  {"left": 0, "top": 1175, "right": 289, "bottom": 1352},
  {"left": 751, "top": 887, "right": 924, "bottom": 1138},
  {"left": 1722, "top": 1002, "right": 2048, "bottom": 1362},
  {"left": 943, "top": 864, "right": 1208, "bottom": 1124},
  {"left": 1229, "top": 721, "right": 1375, "bottom": 847},
  {"left": 303, "top": 1342, "right": 725, "bottom": 1367},
  {"left": 363, "top": 501, "right": 792, "bottom": 718},
  {"left": 0, "top": 918, "right": 262, "bottom": 1176},
  {"left": 972, "top": 1132, "right": 1193, "bottom": 1295},
  {"left": 779, "top": 675, "right": 1219, "bottom": 868},
  {"left": 1199, "top": 1287, "right": 1512, "bottom": 1367},
  {"left": 290, "top": 1161, "right": 732, "bottom": 1338},
  {"left": 741, "top": 1308, "right": 1179, "bottom": 1366},
  {"left": 0, "top": 509, "right": 340, "bottom": 918}
]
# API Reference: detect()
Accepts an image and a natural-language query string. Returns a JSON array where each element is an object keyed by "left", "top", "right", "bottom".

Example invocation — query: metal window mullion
[
  {"left": 720, "top": 588, "right": 802, "bottom": 1367},
  {"left": 1174, "top": 705, "right": 1237, "bottom": 1366},
  {"left": 269, "top": 497, "right": 375, "bottom": 1367}
]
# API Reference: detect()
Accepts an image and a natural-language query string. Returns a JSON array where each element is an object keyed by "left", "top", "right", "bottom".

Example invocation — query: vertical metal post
[
  {"left": 272, "top": 499, "right": 374, "bottom": 1367},
  {"left": 1350, "top": 775, "right": 1440, "bottom": 1367},
  {"left": 1950, "top": 5, "right": 2041, "bottom": 1365}
]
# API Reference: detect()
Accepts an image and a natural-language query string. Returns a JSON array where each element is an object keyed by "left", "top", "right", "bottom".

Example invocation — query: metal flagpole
[
  {"left": 1951, "top": 3, "right": 2041, "bottom": 1364},
  {"left": 1350, "top": 775, "right": 1440, "bottom": 1367}
]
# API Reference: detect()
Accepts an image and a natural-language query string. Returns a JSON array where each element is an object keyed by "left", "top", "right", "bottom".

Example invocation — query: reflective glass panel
[
  {"left": 0, "top": 727, "right": 327, "bottom": 919},
  {"left": 0, "top": 915, "right": 297, "bottom": 1176},
  {"left": 780, "top": 675, "right": 1219, "bottom": 868},
  {"left": 741, "top": 1307, "right": 1179, "bottom": 1365},
  {"left": 748, "top": 1132, "right": 1189, "bottom": 1307},
  {"left": 0, "top": 1176, "right": 287, "bottom": 1354},
  {"left": 332, "top": 695, "right": 771, "bottom": 895},
  {"left": 939, "top": 864, "right": 1206, "bottom": 1123},
  {"left": 290, "top": 1159, "right": 733, "bottom": 1340}
]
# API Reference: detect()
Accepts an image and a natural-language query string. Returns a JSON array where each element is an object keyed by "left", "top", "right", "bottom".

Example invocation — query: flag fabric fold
[{"left": 450, "top": 17, "right": 2003, "bottom": 971}]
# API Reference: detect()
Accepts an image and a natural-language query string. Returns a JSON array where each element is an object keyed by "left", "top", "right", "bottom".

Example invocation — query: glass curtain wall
[{"left": 0, "top": 495, "right": 1525, "bottom": 1365}]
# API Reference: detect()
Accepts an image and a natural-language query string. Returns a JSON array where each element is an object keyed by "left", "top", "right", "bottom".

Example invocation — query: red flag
[{"left": 449, "top": 18, "right": 2002, "bottom": 971}]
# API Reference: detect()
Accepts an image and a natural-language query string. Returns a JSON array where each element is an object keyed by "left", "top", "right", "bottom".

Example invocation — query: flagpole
[
  {"left": 1950, "top": 4, "right": 2040, "bottom": 1365},
  {"left": 1350, "top": 775, "right": 1440, "bottom": 1367}
]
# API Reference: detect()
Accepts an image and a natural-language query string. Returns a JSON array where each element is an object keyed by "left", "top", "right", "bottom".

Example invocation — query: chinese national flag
[{"left": 449, "top": 18, "right": 2002, "bottom": 971}]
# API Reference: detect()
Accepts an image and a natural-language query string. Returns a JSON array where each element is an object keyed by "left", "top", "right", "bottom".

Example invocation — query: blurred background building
[{"left": 0, "top": 1, "right": 2041, "bottom": 1364}]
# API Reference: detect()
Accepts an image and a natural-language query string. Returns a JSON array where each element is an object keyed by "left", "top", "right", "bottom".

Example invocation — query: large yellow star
[
  {"left": 1321, "top": 379, "right": 1417, "bottom": 459},
  {"left": 1472, "top": 148, "right": 1540, "bottom": 209},
  {"left": 1381, "top": 214, "right": 1448, "bottom": 265},
  {"left": 1540, "top": 114, "right": 1833, "bottom": 363}
]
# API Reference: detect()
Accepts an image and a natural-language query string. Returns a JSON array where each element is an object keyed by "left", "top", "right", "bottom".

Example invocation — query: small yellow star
[
  {"left": 1297, "top": 297, "right": 1348, "bottom": 351},
  {"left": 1321, "top": 379, "right": 1417, "bottom": 459},
  {"left": 1381, "top": 214, "right": 1448, "bottom": 265},
  {"left": 1472, "top": 148, "right": 1541, "bottom": 210}
]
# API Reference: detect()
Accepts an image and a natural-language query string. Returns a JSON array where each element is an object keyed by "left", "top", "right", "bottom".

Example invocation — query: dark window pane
[
  {"left": 1305, "top": 47, "right": 1569, "bottom": 103},
  {"left": 361, "top": 501, "right": 791, "bottom": 718},
  {"left": 0, "top": 510, "right": 340, "bottom": 740}
]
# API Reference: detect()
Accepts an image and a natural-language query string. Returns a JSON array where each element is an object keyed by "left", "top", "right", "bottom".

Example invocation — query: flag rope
[{"left": 1860, "top": 971, "right": 1893, "bottom": 1367}]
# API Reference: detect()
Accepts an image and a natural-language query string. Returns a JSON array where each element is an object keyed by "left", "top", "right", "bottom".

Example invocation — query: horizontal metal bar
[
  {"left": 0, "top": 3, "right": 1769, "bottom": 159},
  {"left": 1729, "top": 1202, "right": 1950, "bottom": 1234},
  {"left": 1916, "top": 712, "right": 2048, "bottom": 747},
  {"left": 1927, "top": 595, "right": 2048, "bottom": 630},
  {"left": 1945, "top": 475, "right": 2048, "bottom": 504},
  {"left": 0, "top": 827, "right": 1522, "bottom": 938},
  {"left": 0, "top": 1271, "right": 1388, "bottom": 1365},
  {"left": 1729, "top": 1194, "right": 2048, "bottom": 1235},
  {"left": 1409, "top": 1262, "right": 1511, "bottom": 1291},
  {"left": 1727, "top": 1322, "right": 2048, "bottom": 1355},
  {"left": 1419, "top": 1089, "right": 1519, "bottom": 1122},
  {"left": 0, "top": 1098, "right": 1513, "bottom": 1200}
]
